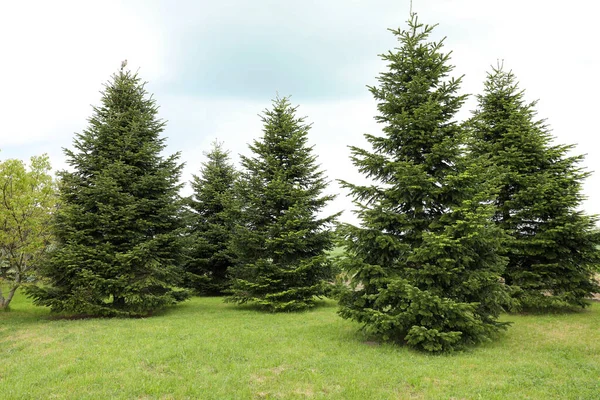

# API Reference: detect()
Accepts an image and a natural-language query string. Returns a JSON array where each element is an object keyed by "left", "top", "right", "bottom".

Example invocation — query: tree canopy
[
  {"left": 468, "top": 66, "right": 600, "bottom": 310},
  {"left": 26, "top": 67, "right": 188, "bottom": 317},
  {"left": 184, "top": 141, "right": 238, "bottom": 295},
  {"left": 0, "top": 155, "right": 55, "bottom": 309},
  {"left": 337, "top": 14, "right": 510, "bottom": 352},
  {"left": 228, "top": 97, "right": 338, "bottom": 311}
]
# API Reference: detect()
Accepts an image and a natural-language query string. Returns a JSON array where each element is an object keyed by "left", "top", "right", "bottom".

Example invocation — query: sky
[{"left": 1, "top": 0, "right": 598, "bottom": 224}]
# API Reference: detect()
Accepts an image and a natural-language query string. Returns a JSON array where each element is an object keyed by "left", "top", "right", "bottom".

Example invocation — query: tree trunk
[
  {"left": 0, "top": 283, "right": 19, "bottom": 310},
  {"left": 113, "top": 295, "right": 125, "bottom": 309}
]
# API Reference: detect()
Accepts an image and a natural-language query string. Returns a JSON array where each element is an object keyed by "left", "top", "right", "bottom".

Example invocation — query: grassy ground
[
  {"left": 1, "top": 292, "right": 600, "bottom": 399},
  {"left": 327, "top": 246, "right": 345, "bottom": 258}
]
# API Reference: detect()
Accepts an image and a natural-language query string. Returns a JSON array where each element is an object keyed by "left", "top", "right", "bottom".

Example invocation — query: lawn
[{"left": 1, "top": 292, "right": 599, "bottom": 400}]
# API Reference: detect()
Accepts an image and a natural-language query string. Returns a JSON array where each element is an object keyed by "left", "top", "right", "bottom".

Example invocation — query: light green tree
[{"left": 0, "top": 154, "right": 55, "bottom": 310}]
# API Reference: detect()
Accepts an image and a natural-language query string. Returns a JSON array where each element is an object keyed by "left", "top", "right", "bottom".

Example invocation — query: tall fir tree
[
  {"left": 27, "top": 66, "right": 188, "bottom": 317},
  {"left": 183, "top": 141, "right": 238, "bottom": 295},
  {"left": 337, "top": 14, "right": 509, "bottom": 352},
  {"left": 228, "top": 97, "right": 338, "bottom": 312},
  {"left": 468, "top": 66, "right": 600, "bottom": 310}
]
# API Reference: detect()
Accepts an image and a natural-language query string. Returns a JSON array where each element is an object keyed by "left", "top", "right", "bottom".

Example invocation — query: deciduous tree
[{"left": 0, "top": 155, "right": 55, "bottom": 310}]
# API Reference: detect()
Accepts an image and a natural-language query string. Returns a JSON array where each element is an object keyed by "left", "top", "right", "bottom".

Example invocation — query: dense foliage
[
  {"left": 26, "top": 67, "right": 188, "bottom": 317},
  {"left": 468, "top": 66, "right": 600, "bottom": 310},
  {"left": 337, "top": 14, "right": 510, "bottom": 352},
  {"left": 184, "top": 141, "right": 238, "bottom": 295},
  {"left": 2, "top": 11, "right": 597, "bottom": 360},
  {"left": 0, "top": 155, "right": 55, "bottom": 309},
  {"left": 228, "top": 97, "right": 338, "bottom": 311}
]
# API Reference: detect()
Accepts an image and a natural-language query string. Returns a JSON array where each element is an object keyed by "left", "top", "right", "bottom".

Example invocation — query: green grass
[
  {"left": 327, "top": 246, "right": 345, "bottom": 258},
  {"left": 1, "top": 292, "right": 600, "bottom": 399}
]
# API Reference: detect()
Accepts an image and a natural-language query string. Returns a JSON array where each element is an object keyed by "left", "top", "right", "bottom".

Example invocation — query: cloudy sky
[{"left": 1, "top": 0, "right": 598, "bottom": 223}]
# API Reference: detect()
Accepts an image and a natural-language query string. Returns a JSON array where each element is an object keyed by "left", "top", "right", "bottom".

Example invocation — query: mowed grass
[{"left": 1, "top": 292, "right": 600, "bottom": 400}]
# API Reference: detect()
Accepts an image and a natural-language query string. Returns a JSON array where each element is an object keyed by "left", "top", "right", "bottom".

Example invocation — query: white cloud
[
  {"left": 0, "top": 0, "right": 167, "bottom": 146},
  {"left": 1, "top": 0, "right": 599, "bottom": 223}
]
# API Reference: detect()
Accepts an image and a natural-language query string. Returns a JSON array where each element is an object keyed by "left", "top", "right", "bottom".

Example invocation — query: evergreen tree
[
  {"left": 26, "top": 66, "right": 188, "bottom": 317},
  {"left": 184, "top": 141, "right": 238, "bottom": 295},
  {"left": 228, "top": 97, "right": 338, "bottom": 312},
  {"left": 337, "top": 14, "right": 509, "bottom": 352},
  {"left": 468, "top": 66, "right": 600, "bottom": 310}
]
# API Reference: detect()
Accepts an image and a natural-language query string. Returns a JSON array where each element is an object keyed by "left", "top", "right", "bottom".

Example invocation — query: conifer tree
[
  {"left": 184, "top": 141, "right": 238, "bottom": 295},
  {"left": 337, "top": 14, "right": 509, "bottom": 352},
  {"left": 468, "top": 66, "right": 600, "bottom": 310},
  {"left": 228, "top": 97, "right": 338, "bottom": 311},
  {"left": 26, "top": 66, "right": 188, "bottom": 317}
]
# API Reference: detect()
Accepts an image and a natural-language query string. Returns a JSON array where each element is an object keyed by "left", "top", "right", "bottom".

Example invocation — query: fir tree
[
  {"left": 468, "top": 66, "right": 600, "bottom": 310},
  {"left": 184, "top": 141, "right": 238, "bottom": 295},
  {"left": 27, "top": 66, "right": 188, "bottom": 317},
  {"left": 337, "top": 14, "right": 509, "bottom": 352},
  {"left": 228, "top": 97, "right": 338, "bottom": 312}
]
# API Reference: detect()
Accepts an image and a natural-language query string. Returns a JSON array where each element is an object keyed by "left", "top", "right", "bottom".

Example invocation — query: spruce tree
[
  {"left": 468, "top": 66, "right": 600, "bottom": 310},
  {"left": 184, "top": 141, "right": 238, "bottom": 295},
  {"left": 27, "top": 65, "right": 188, "bottom": 317},
  {"left": 337, "top": 14, "right": 509, "bottom": 352},
  {"left": 228, "top": 97, "right": 338, "bottom": 312}
]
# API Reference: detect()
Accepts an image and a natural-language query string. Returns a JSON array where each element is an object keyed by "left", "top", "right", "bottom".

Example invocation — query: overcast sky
[{"left": 1, "top": 0, "right": 598, "bottom": 223}]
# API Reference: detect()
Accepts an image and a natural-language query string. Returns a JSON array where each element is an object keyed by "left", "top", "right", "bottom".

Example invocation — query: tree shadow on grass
[
  {"left": 328, "top": 318, "right": 513, "bottom": 358},
  {"left": 219, "top": 296, "right": 338, "bottom": 315},
  {"left": 509, "top": 303, "right": 595, "bottom": 316}
]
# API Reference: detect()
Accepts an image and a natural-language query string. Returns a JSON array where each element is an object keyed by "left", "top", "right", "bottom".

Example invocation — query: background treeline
[{"left": 1, "top": 14, "right": 598, "bottom": 352}]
